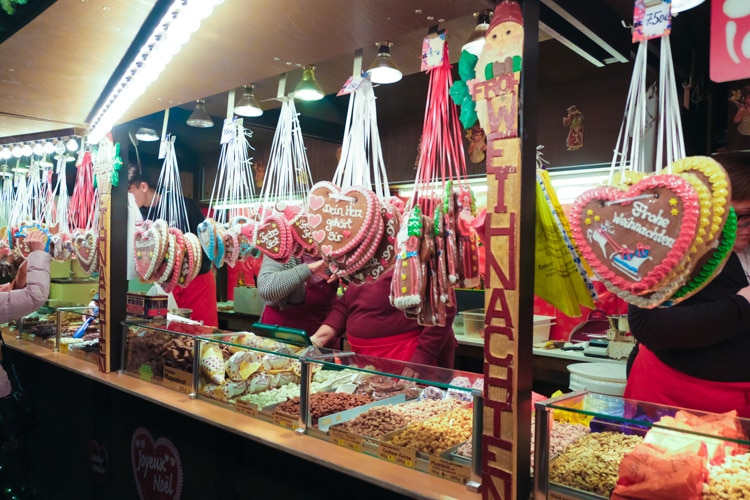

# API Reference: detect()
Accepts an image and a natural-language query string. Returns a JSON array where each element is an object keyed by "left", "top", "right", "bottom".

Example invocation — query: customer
[
  {"left": 0, "top": 230, "right": 50, "bottom": 397},
  {"left": 310, "top": 269, "right": 456, "bottom": 369},
  {"left": 625, "top": 152, "right": 750, "bottom": 416},
  {"left": 256, "top": 254, "right": 339, "bottom": 337},
  {"left": 128, "top": 173, "right": 219, "bottom": 327}
]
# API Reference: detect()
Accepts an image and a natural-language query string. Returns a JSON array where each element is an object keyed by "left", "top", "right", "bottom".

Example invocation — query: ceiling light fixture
[
  {"left": 367, "top": 41, "right": 402, "bottom": 84},
  {"left": 234, "top": 84, "right": 263, "bottom": 117},
  {"left": 87, "top": 0, "right": 225, "bottom": 143},
  {"left": 462, "top": 10, "right": 493, "bottom": 56},
  {"left": 294, "top": 65, "right": 325, "bottom": 101},
  {"left": 671, "top": 0, "right": 705, "bottom": 14},
  {"left": 66, "top": 138, "right": 79, "bottom": 152},
  {"left": 186, "top": 99, "right": 214, "bottom": 128},
  {"left": 135, "top": 127, "right": 160, "bottom": 141}
]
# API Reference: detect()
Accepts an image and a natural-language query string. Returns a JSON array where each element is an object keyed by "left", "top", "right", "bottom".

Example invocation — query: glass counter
[{"left": 534, "top": 391, "right": 750, "bottom": 499}]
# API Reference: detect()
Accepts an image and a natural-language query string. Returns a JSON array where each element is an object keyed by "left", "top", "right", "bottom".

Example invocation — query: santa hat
[{"left": 488, "top": 0, "right": 524, "bottom": 33}]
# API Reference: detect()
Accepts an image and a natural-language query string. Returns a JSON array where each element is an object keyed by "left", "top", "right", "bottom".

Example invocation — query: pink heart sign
[
  {"left": 570, "top": 174, "right": 700, "bottom": 296},
  {"left": 131, "top": 427, "right": 183, "bottom": 500}
]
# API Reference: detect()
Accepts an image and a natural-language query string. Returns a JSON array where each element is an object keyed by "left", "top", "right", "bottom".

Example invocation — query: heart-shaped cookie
[
  {"left": 254, "top": 214, "right": 291, "bottom": 261},
  {"left": 74, "top": 229, "right": 98, "bottom": 276},
  {"left": 223, "top": 228, "right": 240, "bottom": 268},
  {"left": 570, "top": 174, "right": 700, "bottom": 297},
  {"left": 197, "top": 218, "right": 218, "bottom": 263},
  {"left": 153, "top": 232, "right": 177, "bottom": 284},
  {"left": 307, "top": 182, "right": 377, "bottom": 259},
  {"left": 134, "top": 222, "right": 165, "bottom": 281},
  {"left": 235, "top": 221, "right": 257, "bottom": 261},
  {"left": 161, "top": 230, "right": 185, "bottom": 293},
  {"left": 14, "top": 224, "right": 51, "bottom": 258},
  {"left": 183, "top": 232, "right": 203, "bottom": 283},
  {"left": 289, "top": 209, "right": 317, "bottom": 254},
  {"left": 348, "top": 203, "right": 400, "bottom": 284}
]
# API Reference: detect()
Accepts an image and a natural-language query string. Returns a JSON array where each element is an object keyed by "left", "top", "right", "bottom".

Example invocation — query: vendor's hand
[
  {"left": 738, "top": 285, "right": 750, "bottom": 304},
  {"left": 25, "top": 230, "right": 47, "bottom": 253},
  {"left": 307, "top": 260, "right": 330, "bottom": 280},
  {"left": 401, "top": 366, "right": 420, "bottom": 380},
  {"left": 310, "top": 325, "right": 338, "bottom": 349}
]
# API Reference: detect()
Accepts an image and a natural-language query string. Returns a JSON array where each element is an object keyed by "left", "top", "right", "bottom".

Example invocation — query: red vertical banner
[{"left": 710, "top": 0, "right": 750, "bottom": 83}]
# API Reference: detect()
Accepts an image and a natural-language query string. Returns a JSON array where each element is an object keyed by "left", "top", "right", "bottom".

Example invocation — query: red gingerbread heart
[
  {"left": 289, "top": 209, "right": 316, "bottom": 253},
  {"left": 307, "top": 181, "right": 377, "bottom": 259},
  {"left": 254, "top": 214, "right": 291, "bottom": 261},
  {"left": 570, "top": 174, "right": 701, "bottom": 297},
  {"left": 348, "top": 203, "right": 400, "bottom": 284},
  {"left": 131, "top": 427, "right": 183, "bottom": 500}
]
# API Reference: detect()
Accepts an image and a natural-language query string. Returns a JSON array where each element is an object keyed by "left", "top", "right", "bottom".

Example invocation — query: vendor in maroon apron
[
  {"left": 257, "top": 255, "right": 339, "bottom": 337},
  {"left": 310, "top": 270, "right": 457, "bottom": 369}
]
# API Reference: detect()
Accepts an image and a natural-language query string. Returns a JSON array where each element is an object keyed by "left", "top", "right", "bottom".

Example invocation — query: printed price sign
[
  {"left": 378, "top": 442, "right": 416, "bottom": 468},
  {"left": 337, "top": 76, "right": 365, "bottom": 96},
  {"left": 235, "top": 400, "right": 259, "bottom": 417},
  {"left": 272, "top": 411, "right": 298, "bottom": 430},
  {"left": 329, "top": 427, "right": 364, "bottom": 452},
  {"left": 162, "top": 366, "right": 192, "bottom": 394},
  {"left": 428, "top": 456, "right": 470, "bottom": 485},
  {"left": 220, "top": 118, "right": 235, "bottom": 145},
  {"left": 633, "top": 0, "right": 672, "bottom": 42}
]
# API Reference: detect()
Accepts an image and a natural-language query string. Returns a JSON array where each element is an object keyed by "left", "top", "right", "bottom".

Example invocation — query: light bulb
[
  {"left": 32, "top": 143, "right": 44, "bottom": 156},
  {"left": 43, "top": 141, "right": 55, "bottom": 154},
  {"left": 66, "top": 138, "right": 79, "bottom": 151},
  {"left": 21, "top": 144, "right": 32, "bottom": 157}
]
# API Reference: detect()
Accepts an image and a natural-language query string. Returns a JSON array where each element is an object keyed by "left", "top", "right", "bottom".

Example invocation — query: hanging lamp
[
  {"left": 294, "top": 65, "right": 325, "bottom": 101},
  {"left": 367, "top": 41, "right": 402, "bottom": 84},
  {"left": 462, "top": 10, "right": 493, "bottom": 56},
  {"left": 187, "top": 99, "right": 214, "bottom": 128},
  {"left": 234, "top": 84, "right": 264, "bottom": 117}
]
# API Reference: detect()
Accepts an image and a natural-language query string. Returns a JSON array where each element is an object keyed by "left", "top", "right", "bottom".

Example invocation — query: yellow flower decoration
[
  {"left": 669, "top": 198, "right": 678, "bottom": 206},
  {"left": 584, "top": 218, "right": 592, "bottom": 225},
  {"left": 594, "top": 215, "right": 601, "bottom": 222},
  {"left": 586, "top": 209, "right": 594, "bottom": 216},
  {"left": 671, "top": 208, "right": 679, "bottom": 216}
]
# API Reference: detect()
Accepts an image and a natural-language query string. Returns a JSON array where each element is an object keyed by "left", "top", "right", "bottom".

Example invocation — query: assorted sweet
[
  {"left": 125, "top": 325, "right": 195, "bottom": 378},
  {"left": 274, "top": 392, "right": 374, "bottom": 426},
  {"left": 704, "top": 453, "right": 750, "bottom": 499},
  {"left": 548, "top": 432, "right": 643, "bottom": 497},
  {"left": 386, "top": 406, "right": 473, "bottom": 455},
  {"left": 353, "top": 374, "right": 420, "bottom": 401},
  {"left": 237, "top": 369, "right": 363, "bottom": 410},
  {"left": 340, "top": 398, "right": 464, "bottom": 439}
]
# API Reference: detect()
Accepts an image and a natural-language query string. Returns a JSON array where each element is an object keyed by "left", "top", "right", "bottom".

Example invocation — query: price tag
[
  {"left": 421, "top": 31, "right": 446, "bottom": 71},
  {"left": 235, "top": 400, "right": 259, "bottom": 418},
  {"left": 428, "top": 456, "right": 470, "bottom": 485},
  {"left": 58, "top": 342, "right": 70, "bottom": 354},
  {"left": 337, "top": 76, "right": 364, "bottom": 96},
  {"left": 161, "top": 366, "right": 192, "bottom": 394},
  {"left": 632, "top": 0, "right": 671, "bottom": 42},
  {"left": 272, "top": 411, "right": 298, "bottom": 430},
  {"left": 220, "top": 118, "right": 235, "bottom": 145},
  {"left": 378, "top": 442, "right": 416, "bottom": 468},
  {"left": 329, "top": 427, "right": 364, "bottom": 452},
  {"left": 157, "top": 139, "right": 167, "bottom": 160},
  {"left": 138, "top": 364, "right": 154, "bottom": 383}
]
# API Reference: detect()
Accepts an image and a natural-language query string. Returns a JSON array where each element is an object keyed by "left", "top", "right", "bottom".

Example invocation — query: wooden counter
[{"left": 6, "top": 335, "right": 479, "bottom": 500}]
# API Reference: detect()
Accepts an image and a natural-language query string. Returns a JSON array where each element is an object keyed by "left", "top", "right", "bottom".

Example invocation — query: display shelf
[
  {"left": 4, "top": 335, "right": 478, "bottom": 499},
  {"left": 534, "top": 391, "right": 750, "bottom": 499}
]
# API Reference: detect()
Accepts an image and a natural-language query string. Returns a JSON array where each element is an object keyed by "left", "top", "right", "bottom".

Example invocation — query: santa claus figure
[{"left": 472, "top": 0, "right": 524, "bottom": 134}]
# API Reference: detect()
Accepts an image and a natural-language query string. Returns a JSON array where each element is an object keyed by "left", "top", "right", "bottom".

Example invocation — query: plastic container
[
  {"left": 567, "top": 362, "right": 627, "bottom": 396},
  {"left": 532, "top": 315, "right": 556, "bottom": 343},
  {"left": 460, "top": 309, "right": 485, "bottom": 337},
  {"left": 459, "top": 310, "right": 556, "bottom": 341}
]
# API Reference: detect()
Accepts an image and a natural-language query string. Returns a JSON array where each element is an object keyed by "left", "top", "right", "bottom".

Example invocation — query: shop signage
[
  {"left": 377, "top": 442, "right": 416, "bottom": 468},
  {"left": 131, "top": 427, "right": 183, "bottom": 500},
  {"left": 234, "top": 399, "right": 258, "bottom": 417},
  {"left": 87, "top": 439, "right": 108, "bottom": 485},
  {"left": 710, "top": 0, "right": 750, "bottom": 82},
  {"left": 330, "top": 427, "right": 364, "bottom": 452},
  {"left": 161, "top": 366, "right": 192, "bottom": 394},
  {"left": 428, "top": 456, "right": 470, "bottom": 485}
]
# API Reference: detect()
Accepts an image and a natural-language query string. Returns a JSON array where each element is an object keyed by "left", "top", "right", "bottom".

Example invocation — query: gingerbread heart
[
  {"left": 74, "top": 229, "right": 98, "bottom": 276},
  {"left": 178, "top": 232, "right": 196, "bottom": 288},
  {"left": 307, "top": 182, "right": 377, "bottom": 259},
  {"left": 254, "top": 214, "right": 291, "bottom": 261},
  {"left": 161, "top": 230, "right": 185, "bottom": 293},
  {"left": 570, "top": 174, "right": 700, "bottom": 297},
  {"left": 235, "top": 221, "right": 257, "bottom": 261},
  {"left": 349, "top": 203, "right": 400, "bottom": 284},
  {"left": 134, "top": 223, "right": 165, "bottom": 281},
  {"left": 289, "top": 209, "right": 316, "bottom": 253},
  {"left": 183, "top": 232, "right": 203, "bottom": 283},
  {"left": 153, "top": 233, "right": 177, "bottom": 284},
  {"left": 197, "top": 218, "right": 218, "bottom": 263},
  {"left": 223, "top": 229, "right": 240, "bottom": 268},
  {"left": 14, "top": 224, "right": 51, "bottom": 258}
]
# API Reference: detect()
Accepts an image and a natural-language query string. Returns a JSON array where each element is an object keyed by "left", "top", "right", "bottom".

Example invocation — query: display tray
[{"left": 443, "top": 442, "right": 472, "bottom": 467}]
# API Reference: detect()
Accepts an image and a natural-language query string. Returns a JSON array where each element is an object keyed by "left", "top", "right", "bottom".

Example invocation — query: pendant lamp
[
  {"left": 294, "top": 65, "right": 325, "bottom": 101},
  {"left": 671, "top": 0, "right": 705, "bottom": 13},
  {"left": 187, "top": 99, "right": 214, "bottom": 128},
  {"left": 462, "top": 10, "right": 493, "bottom": 56},
  {"left": 234, "top": 84, "right": 263, "bottom": 117},
  {"left": 135, "top": 127, "right": 159, "bottom": 141},
  {"left": 367, "top": 41, "right": 402, "bottom": 84}
]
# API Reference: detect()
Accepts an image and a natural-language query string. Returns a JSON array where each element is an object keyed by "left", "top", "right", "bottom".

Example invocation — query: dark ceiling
[{"left": 0, "top": 0, "right": 713, "bottom": 167}]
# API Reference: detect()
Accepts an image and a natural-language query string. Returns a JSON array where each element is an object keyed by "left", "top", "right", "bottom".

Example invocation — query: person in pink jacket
[{"left": 0, "top": 230, "right": 51, "bottom": 397}]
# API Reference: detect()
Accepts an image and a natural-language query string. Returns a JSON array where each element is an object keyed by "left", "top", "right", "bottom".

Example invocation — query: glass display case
[
  {"left": 192, "top": 332, "right": 484, "bottom": 490},
  {"left": 534, "top": 391, "right": 750, "bottom": 499},
  {"left": 121, "top": 320, "right": 218, "bottom": 395},
  {"left": 16, "top": 306, "right": 99, "bottom": 358}
]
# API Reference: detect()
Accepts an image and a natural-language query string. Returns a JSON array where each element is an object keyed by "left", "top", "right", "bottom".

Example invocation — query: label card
[{"left": 378, "top": 442, "right": 416, "bottom": 468}]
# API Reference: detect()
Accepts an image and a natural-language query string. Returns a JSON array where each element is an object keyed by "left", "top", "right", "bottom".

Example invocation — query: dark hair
[
  {"left": 128, "top": 172, "right": 156, "bottom": 190},
  {"left": 714, "top": 151, "right": 750, "bottom": 202}
]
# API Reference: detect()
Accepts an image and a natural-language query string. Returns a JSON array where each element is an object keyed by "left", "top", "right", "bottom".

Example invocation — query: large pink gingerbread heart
[
  {"left": 74, "top": 229, "right": 99, "bottom": 276},
  {"left": 307, "top": 181, "right": 376, "bottom": 259},
  {"left": 570, "top": 174, "right": 700, "bottom": 296}
]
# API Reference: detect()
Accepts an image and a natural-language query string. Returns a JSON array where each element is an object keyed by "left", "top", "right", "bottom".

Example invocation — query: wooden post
[{"left": 473, "top": 1, "right": 538, "bottom": 498}]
